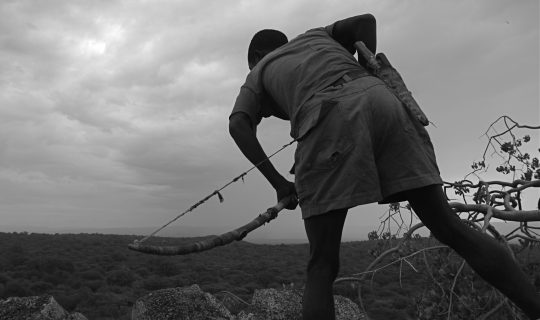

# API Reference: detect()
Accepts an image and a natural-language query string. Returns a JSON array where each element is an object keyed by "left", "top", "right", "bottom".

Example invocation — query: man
[{"left": 229, "top": 14, "right": 540, "bottom": 319}]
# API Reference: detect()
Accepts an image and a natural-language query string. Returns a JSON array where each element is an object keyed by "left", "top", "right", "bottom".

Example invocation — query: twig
[
  {"left": 477, "top": 298, "right": 508, "bottom": 320},
  {"left": 423, "top": 250, "right": 446, "bottom": 297},
  {"left": 446, "top": 259, "right": 466, "bottom": 320},
  {"left": 215, "top": 291, "right": 252, "bottom": 306},
  {"left": 334, "top": 245, "right": 447, "bottom": 285}
]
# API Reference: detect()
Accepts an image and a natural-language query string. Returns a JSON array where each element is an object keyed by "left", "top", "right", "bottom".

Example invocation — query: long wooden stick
[{"left": 128, "top": 199, "right": 289, "bottom": 256}]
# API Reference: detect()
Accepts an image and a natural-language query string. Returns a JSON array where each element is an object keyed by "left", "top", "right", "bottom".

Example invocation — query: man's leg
[
  {"left": 303, "top": 209, "right": 347, "bottom": 320},
  {"left": 403, "top": 184, "right": 540, "bottom": 319}
]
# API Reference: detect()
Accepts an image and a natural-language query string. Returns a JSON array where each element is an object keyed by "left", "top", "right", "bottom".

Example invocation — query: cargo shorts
[{"left": 294, "top": 76, "right": 443, "bottom": 219}]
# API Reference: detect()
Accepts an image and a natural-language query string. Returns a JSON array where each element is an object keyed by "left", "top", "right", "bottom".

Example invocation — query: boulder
[
  {"left": 131, "top": 284, "right": 367, "bottom": 320},
  {"left": 236, "top": 288, "right": 302, "bottom": 320},
  {"left": 334, "top": 295, "right": 367, "bottom": 320},
  {"left": 132, "top": 284, "right": 232, "bottom": 320},
  {"left": 0, "top": 295, "right": 87, "bottom": 320},
  {"left": 236, "top": 288, "right": 366, "bottom": 320}
]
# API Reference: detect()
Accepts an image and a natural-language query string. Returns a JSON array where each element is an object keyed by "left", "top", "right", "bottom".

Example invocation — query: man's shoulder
[
  {"left": 277, "top": 27, "right": 334, "bottom": 53},
  {"left": 292, "top": 27, "right": 330, "bottom": 41}
]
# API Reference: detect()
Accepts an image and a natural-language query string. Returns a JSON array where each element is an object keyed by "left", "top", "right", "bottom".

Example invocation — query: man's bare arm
[
  {"left": 328, "top": 14, "right": 376, "bottom": 65},
  {"left": 229, "top": 113, "right": 297, "bottom": 208}
]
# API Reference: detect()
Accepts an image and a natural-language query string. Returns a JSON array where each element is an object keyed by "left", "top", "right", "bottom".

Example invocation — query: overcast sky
[{"left": 1, "top": 0, "right": 538, "bottom": 242}]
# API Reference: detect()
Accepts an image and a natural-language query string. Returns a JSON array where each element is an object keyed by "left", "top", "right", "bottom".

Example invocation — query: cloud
[{"left": 0, "top": 0, "right": 538, "bottom": 238}]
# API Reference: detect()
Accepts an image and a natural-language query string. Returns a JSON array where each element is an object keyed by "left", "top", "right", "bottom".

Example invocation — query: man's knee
[
  {"left": 307, "top": 257, "right": 340, "bottom": 280},
  {"left": 405, "top": 185, "right": 470, "bottom": 246},
  {"left": 428, "top": 227, "right": 455, "bottom": 246},
  {"left": 428, "top": 216, "right": 479, "bottom": 252}
]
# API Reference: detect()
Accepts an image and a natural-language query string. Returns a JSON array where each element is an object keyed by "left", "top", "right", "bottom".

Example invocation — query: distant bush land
[{"left": 2, "top": 231, "right": 536, "bottom": 319}]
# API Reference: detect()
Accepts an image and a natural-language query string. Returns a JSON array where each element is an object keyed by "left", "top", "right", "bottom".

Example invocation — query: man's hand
[{"left": 274, "top": 179, "right": 298, "bottom": 210}]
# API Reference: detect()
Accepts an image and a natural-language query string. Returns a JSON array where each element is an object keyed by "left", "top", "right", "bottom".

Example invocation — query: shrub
[
  {"left": 84, "top": 280, "right": 105, "bottom": 292},
  {"left": 0, "top": 273, "right": 10, "bottom": 284},
  {"left": 42, "top": 273, "right": 64, "bottom": 286},
  {"left": 79, "top": 269, "right": 103, "bottom": 281},
  {"left": 142, "top": 276, "right": 171, "bottom": 291},
  {"left": 3, "top": 280, "right": 30, "bottom": 297},
  {"left": 152, "top": 259, "right": 179, "bottom": 277},
  {"left": 30, "top": 281, "right": 54, "bottom": 294},
  {"left": 106, "top": 269, "right": 136, "bottom": 287},
  {"left": 109, "top": 252, "right": 127, "bottom": 262},
  {"left": 55, "top": 293, "right": 81, "bottom": 311},
  {"left": 134, "top": 266, "right": 150, "bottom": 277},
  {"left": 28, "top": 257, "right": 75, "bottom": 273}
]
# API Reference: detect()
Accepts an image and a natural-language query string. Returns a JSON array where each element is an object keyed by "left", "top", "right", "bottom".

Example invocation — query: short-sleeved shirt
[
  {"left": 230, "top": 25, "right": 443, "bottom": 218},
  {"left": 231, "top": 27, "right": 364, "bottom": 139}
]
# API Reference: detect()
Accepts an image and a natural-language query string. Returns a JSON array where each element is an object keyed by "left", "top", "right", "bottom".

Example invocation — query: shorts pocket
[{"left": 295, "top": 100, "right": 355, "bottom": 177}]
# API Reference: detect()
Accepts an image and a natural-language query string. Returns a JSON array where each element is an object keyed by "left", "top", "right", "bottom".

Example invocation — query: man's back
[{"left": 260, "top": 28, "right": 361, "bottom": 116}]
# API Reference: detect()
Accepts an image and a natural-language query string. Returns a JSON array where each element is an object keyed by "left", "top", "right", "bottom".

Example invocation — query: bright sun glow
[
  {"left": 78, "top": 23, "right": 125, "bottom": 56},
  {"left": 80, "top": 39, "right": 107, "bottom": 55}
]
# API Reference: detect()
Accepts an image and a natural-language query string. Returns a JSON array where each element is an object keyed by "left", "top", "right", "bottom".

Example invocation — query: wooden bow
[{"left": 128, "top": 199, "right": 291, "bottom": 256}]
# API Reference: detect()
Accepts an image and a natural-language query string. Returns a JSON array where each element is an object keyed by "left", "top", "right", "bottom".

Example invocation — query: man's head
[{"left": 248, "top": 29, "right": 288, "bottom": 70}]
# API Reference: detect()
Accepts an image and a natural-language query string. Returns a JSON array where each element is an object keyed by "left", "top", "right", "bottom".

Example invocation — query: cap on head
[{"left": 248, "top": 29, "right": 287, "bottom": 69}]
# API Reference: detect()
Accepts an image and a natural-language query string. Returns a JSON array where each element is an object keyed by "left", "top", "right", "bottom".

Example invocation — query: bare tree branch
[
  {"left": 450, "top": 202, "right": 540, "bottom": 222},
  {"left": 127, "top": 199, "right": 289, "bottom": 255}
]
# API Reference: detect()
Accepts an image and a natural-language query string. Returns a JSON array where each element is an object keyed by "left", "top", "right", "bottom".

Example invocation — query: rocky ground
[{"left": 2, "top": 284, "right": 368, "bottom": 320}]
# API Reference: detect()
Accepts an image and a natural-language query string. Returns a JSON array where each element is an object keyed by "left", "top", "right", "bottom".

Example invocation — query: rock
[
  {"left": 236, "top": 288, "right": 366, "bottom": 320},
  {"left": 334, "top": 295, "right": 367, "bottom": 320},
  {"left": 0, "top": 295, "right": 88, "bottom": 320},
  {"left": 237, "top": 288, "right": 302, "bottom": 320},
  {"left": 132, "top": 284, "right": 232, "bottom": 320},
  {"left": 131, "top": 284, "right": 367, "bottom": 320}
]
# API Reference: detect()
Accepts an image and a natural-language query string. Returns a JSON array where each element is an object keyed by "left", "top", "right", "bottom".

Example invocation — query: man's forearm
[
  {"left": 330, "top": 14, "right": 376, "bottom": 65},
  {"left": 229, "top": 114, "right": 286, "bottom": 189}
]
